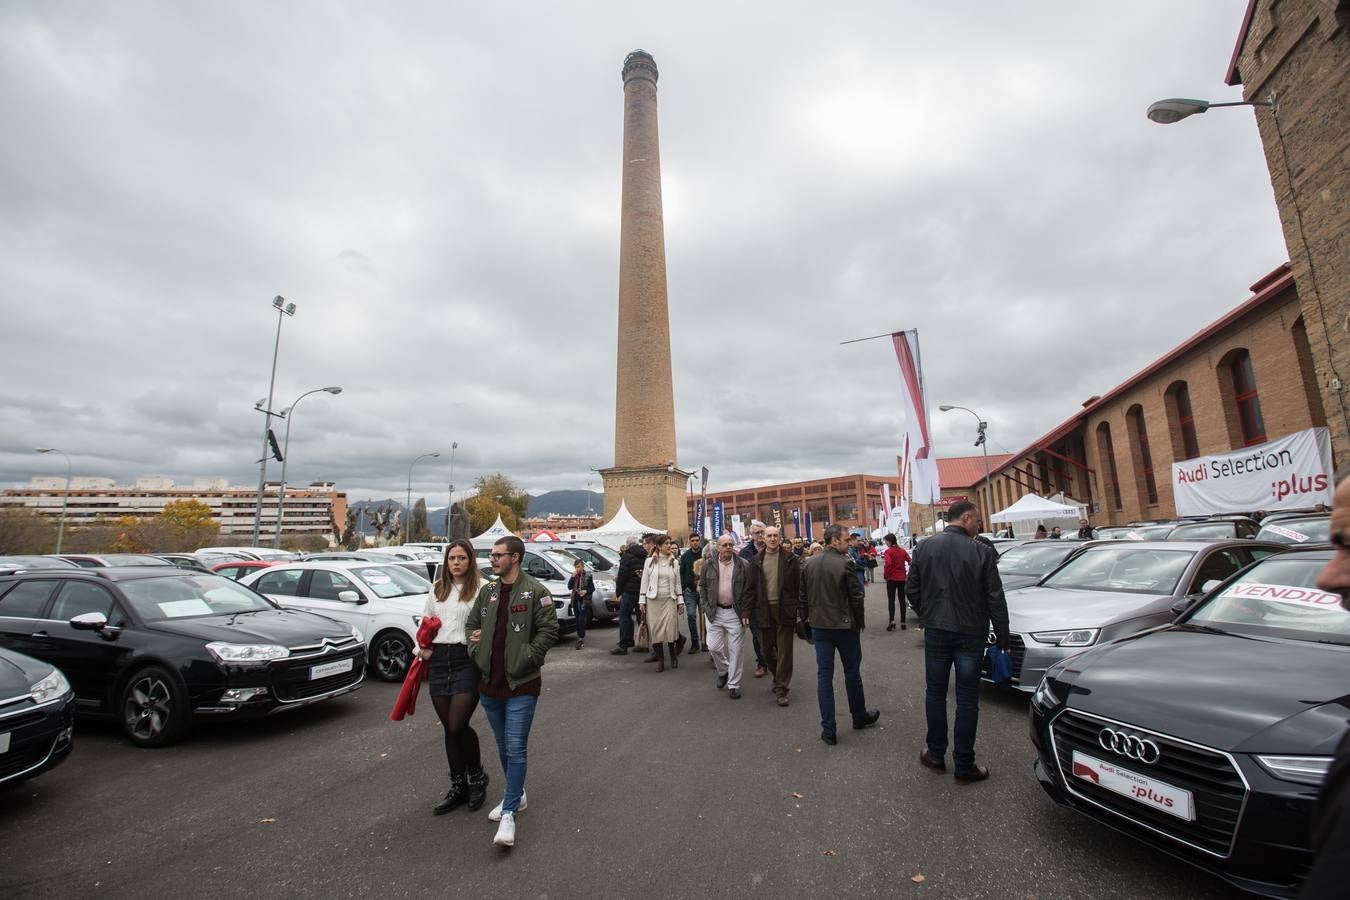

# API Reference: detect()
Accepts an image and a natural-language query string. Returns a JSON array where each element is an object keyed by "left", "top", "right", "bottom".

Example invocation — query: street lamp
[
  {"left": 406, "top": 451, "right": 440, "bottom": 544},
  {"left": 34, "top": 448, "right": 71, "bottom": 554},
  {"left": 1146, "top": 94, "right": 1275, "bottom": 125},
  {"left": 251, "top": 295, "right": 297, "bottom": 546},
  {"left": 271, "top": 386, "right": 342, "bottom": 548},
  {"left": 445, "top": 441, "right": 459, "bottom": 537},
  {"left": 938, "top": 404, "right": 992, "bottom": 517}
]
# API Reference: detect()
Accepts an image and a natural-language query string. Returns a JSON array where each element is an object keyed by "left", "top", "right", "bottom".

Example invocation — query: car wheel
[
  {"left": 120, "top": 666, "right": 189, "bottom": 748},
  {"left": 371, "top": 630, "right": 413, "bottom": 682}
]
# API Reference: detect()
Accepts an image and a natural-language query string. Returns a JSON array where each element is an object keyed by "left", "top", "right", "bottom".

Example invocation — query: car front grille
[
  {"left": 1051, "top": 710, "right": 1246, "bottom": 857},
  {"left": 271, "top": 647, "right": 365, "bottom": 701},
  {"left": 0, "top": 735, "right": 54, "bottom": 781},
  {"left": 288, "top": 635, "right": 361, "bottom": 658}
]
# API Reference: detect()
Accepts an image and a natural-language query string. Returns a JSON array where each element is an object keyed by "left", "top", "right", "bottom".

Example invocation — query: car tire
[
  {"left": 371, "top": 630, "right": 413, "bottom": 682},
  {"left": 120, "top": 665, "right": 190, "bottom": 748}
]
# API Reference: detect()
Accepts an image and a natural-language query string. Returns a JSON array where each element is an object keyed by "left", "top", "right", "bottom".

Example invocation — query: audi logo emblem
[{"left": 1098, "top": 728, "right": 1161, "bottom": 765}]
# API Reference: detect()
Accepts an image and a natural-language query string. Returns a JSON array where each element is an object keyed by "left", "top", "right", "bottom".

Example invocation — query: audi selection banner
[{"left": 1171, "top": 426, "right": 1333, "bottom": 516}]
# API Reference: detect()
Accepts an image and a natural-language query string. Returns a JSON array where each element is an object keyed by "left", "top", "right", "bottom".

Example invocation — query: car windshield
[
  {"left": 543, "top": 549, "right": 586, "bottom": 570},
  {"left": 351, "top": 565, "right": 429, "bottom": 598},
  {"left": 105, "top": 555, "right": 174, "bottom": 566},
  {"left": 1257, "top": 518, "right": 1331, "bottom": 545},
  {"left": 1041, "top": 547, "right": 1194, "bottom": 595},
  {"left": 997, "top": 544, "right": 1077, "bottom": 577},
  {"left": 0, "top": 556, "right": 78, "bottom": 569},
  {"left": 1188, "top": 556, "right": 1349, "bottom": 644},
  {"left": 1166, "top": 523, "right": 1234, "bottom": 541},
  {"left": 588, "top": 546, "right": 621, "bottom": 565},
  {"left": 120, "top": 574, "right": 276, "bottom": 621}
]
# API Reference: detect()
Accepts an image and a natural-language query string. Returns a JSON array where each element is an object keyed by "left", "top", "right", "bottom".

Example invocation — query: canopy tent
[
  {"left": 530, "top": 529, "right": 560, "bottom": 542},
  {"left": 990, "top": 493, "right": 1084, "bottom": 522},
  {"left": 564, "top": 501, "right": 665, "bottom": 550},
  {"left": 471, "top": 515, "right": 517, "bottom": 546}
]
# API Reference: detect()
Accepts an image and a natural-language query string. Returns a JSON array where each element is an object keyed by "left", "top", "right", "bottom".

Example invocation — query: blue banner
[
  {"left": 791, "top": 507, "right": 801, "bottom": 538},
  {"left": 712, "top": 501, "right": 724, "bottom": 541},
  {"left": 804, "top": 510, "right": 813, "bottom": 540},
  {"left": 694, "top": 498, "right": 705, "bottom": 538}
]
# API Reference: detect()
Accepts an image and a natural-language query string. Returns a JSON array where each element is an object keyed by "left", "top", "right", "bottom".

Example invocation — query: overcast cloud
[{"left": 0, "top": 2, "right": 1287, "bottom": 504}]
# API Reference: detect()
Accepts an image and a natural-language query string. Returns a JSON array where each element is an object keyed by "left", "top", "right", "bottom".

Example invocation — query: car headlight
[
  {"left": 350, "top": 625, "right": 364, "bottom": 643},
  {"left": 1030, "top": 677, "right": 1062, "bottom": 715},
  {"left": 1255, "top": 755, "right": 1332, "bottom": 787},
  {"left": 205, "top": 642, "right": 290, "bottom": 664},
  {"left": 1030, "top": 629, "right": 1099, "bottom": 647},
  {"left": 30, "top": 669, "right": 70, "bottom": 704}
]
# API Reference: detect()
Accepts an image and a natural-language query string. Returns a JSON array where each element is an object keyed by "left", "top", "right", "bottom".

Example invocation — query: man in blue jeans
[
  {"left": 798, "top": 524, "right": 879, "bottom": 745},
  {"left": 610, "top": 537, "right": 647, "bottom": 655},
  {"left": 905, "top": 500, "right": 1009, "bottom": 784}
]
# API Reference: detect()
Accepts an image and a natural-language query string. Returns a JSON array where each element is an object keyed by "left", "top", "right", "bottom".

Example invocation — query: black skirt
[{"left": 427, "top": 643, "right": 478, "bottom": 697}]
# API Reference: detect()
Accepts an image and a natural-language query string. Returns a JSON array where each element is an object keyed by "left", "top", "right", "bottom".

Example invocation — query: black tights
[
  {"left": 431, "top": 692, "right": 481, "bottom": 775},
  {"left": 886, "top": 580, "right": 907, "bottom": 624}
]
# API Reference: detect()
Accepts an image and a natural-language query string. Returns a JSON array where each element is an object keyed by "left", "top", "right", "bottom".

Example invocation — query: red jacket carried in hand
[
  {"left": 883, "top": 546, "right": 911, "bottom": 582},
  {"left": 390, "top": 615, "right": 442, "bottom": 721}
]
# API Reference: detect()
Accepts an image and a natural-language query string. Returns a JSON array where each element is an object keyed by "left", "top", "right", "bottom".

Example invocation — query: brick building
[
  {"left": 903, "top": 454, "right": 1015, "bottom": 534},
  {"left": 0, "top": 476, "right": 347, "bottom": 543},
  {"left": 690, "top": 474, "right": 900, "bottom": 541},
  {"left": 1225, "top": 1, "right": 1349, "bottom": 465},
  {"left": 977, "top": 265, "right": 1324, "bottom": 525}
]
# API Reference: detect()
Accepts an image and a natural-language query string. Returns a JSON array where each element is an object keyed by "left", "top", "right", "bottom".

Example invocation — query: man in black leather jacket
[{"left": 905, "top": 500, "right": 1009, "bottom": 785}]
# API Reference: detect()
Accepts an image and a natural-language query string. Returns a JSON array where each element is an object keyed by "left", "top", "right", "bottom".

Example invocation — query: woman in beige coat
[{"left": 639, "top": 535, "right": 684, "bottom": 672}]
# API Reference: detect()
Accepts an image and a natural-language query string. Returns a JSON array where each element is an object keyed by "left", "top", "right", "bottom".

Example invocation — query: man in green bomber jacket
[{"left": 467, "top": 535, "right": 560, "bottom": 849}]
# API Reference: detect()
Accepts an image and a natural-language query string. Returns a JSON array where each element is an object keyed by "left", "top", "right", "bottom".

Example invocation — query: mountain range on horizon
[{"left": 348, "top": 489, "right": 604, "bottom": 537}]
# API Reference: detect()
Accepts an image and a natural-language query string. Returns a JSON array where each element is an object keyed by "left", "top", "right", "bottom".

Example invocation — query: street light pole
[
  {"left": 271, "top": 386, "right": 342, "bottom": 549},
  {"left": 252, "top": 296, "right": 296, "bottom": 546},
  {"left": 406, "top": 451, "right": 440, "bottom": 544},
  {"left": 445, "top": 441, "right": 458, "bottom": 537},
  {"left": 35, "top": 448, "right": 71, "bottom": 554},
  {"left": 939, "top": 405, "right": 992, "bottom": 521}
]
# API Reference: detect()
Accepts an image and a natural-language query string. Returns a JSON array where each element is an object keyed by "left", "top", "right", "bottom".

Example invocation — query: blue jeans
[
  {"left": 812, "top": 628, "right": 867, "bottom": 736},
  {"left": 574, "top": 598, "right": 589, "bottom": 639},
  {"left": 683, "top": 589, "right": 700, "bottom": 646},
  {"left": 479, "top": 694, "right": 537, "bottom": 815},
  {"left": 924, "top": 628, "right": 985, "bottom": 773},
  {"left": 618, "top": 591, "right": 638, "bottom": 647}
]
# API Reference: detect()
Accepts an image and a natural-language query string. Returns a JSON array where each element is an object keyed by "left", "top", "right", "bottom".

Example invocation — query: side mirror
[
  {"left": 1201, "top": 579, "right": 1222, "bottom": 593},
  {"left": 1170, "top": 596, "right": 1202, "bottom": 617},
  {"left": 70, "top": 612, "right": 108, "bottom": 631},
  {"left": 337, "top": 590, "right": 367, "bottom": 604}
]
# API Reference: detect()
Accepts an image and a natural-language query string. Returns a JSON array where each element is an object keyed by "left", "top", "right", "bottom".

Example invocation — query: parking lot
[{"left": 0, "top": 582, "right": 1243, "bottom": 899}]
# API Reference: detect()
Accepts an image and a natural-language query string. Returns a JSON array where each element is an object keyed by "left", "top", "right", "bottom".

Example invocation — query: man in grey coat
[{"left": 699, "top": 533, "right": 753, "bottom": 699}]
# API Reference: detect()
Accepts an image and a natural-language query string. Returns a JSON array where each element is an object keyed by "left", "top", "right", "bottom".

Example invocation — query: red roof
[
  {"left": 938, "top": 455, "right": 1014, "bottom": 489},
  {"left": 989, "top": 263, "right": 1294, "bottom": 478}
]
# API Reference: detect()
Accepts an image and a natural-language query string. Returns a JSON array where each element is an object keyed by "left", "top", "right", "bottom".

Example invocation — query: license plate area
[
  {"left": 1071, "top": 750, "right": 1194, "bottom": 821},
  {"left": 310, "top": 658, "right": 354, "bottom": 680}
]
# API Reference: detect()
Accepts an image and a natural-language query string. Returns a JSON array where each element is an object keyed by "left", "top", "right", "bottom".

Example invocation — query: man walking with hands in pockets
[{"left": 700, "top": 533, "right": 752, "bottom": 699}]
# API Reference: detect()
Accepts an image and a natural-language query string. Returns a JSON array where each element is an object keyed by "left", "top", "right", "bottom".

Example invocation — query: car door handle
[{"left": 30, "top": 630, "right": 50, "bottom": 639}]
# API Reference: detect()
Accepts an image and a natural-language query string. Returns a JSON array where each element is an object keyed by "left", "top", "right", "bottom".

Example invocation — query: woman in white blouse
[
  {"left": 419, "top": 539, "right": 488, "bottom": 814},
  {"left": 639, "top": 534, "right": 685, "bottom": 672}
]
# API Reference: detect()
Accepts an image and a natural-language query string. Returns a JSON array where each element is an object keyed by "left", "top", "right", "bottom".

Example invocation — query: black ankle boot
[
  {"left": 433, "top": 774, "right": 467, "bottom": 815},
  {"left": 466, "top": 767, "right": 489, "bottom": 812}
]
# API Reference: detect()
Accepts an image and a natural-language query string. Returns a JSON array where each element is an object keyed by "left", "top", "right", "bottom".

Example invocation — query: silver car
[{"left": 994, "top": 540, "right": 1287, "bottom": 691}]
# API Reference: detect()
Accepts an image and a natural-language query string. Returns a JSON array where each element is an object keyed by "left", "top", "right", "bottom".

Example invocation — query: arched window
[
  {"left": 1219, "top": 349, "right": 1266, "bottom": 447},
  {"left": 1127, "top": 404, "right": 1159, "bottom": 506},
  {"left": 1096, "top": 422, "right": 1122, "bottom": 510},
  {"left": 1165, "top": 381, "right": 1200, "bottom": 460}
]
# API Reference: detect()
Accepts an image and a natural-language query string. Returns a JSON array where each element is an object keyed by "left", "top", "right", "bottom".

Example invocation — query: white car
[{"left": 240, "top": 561, "right": 431, "bottom": 682}]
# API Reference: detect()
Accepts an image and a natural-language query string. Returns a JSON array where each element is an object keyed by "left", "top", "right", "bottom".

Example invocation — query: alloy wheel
[
  {"left": 124, "top": 674, "right": 172, "bottom": 741},
  {"left": 375, "top": 635, "right": 411, "bottom": 680}
]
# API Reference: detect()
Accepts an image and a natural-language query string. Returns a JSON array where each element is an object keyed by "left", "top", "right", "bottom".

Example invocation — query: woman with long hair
[
  {"left": 639, "top": 534, "right": 684, "bottom": 672},
  {"left": 420, "top": 538, "right": 488, "bottom": 815}
]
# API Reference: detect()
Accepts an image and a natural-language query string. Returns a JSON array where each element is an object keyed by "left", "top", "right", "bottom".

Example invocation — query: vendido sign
[{"left": 1171, "top": 427, "right": 1333, "bottom": 516}]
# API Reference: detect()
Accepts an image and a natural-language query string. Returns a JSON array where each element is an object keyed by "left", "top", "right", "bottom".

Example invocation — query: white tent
[
  {"left": 564, "top": 501, "right": 665, "bottom": 550},
  {"left": 471, "top": 515, "right": 517, "bottom": 547},
  {"left": 989, "top": 493, "right": 1087, "bottom": 538}
]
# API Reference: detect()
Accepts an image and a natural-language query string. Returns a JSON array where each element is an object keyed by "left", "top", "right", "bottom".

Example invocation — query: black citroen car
[
  {"left": 0, "top": 567, "right": 366, "bottom": 747},
  {"left": 1029, "top": 547, "right": 1350, "bottom": 897},
  {"left": 0, "top": 646, "right": 75, "bottom": 787}
]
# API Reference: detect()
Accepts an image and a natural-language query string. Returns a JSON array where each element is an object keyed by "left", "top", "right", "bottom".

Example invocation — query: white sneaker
[
  {"left": 488, "top": 791, "right": 527, "bottom": 822},
  {"left": 493, "top": 813, "right": 516, "bottom": 847}
]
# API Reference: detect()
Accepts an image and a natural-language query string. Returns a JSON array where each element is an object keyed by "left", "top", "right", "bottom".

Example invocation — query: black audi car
[
  {"left": 0, "top": 647, "right": 75, "bottom": 787},
  {"left": 1029, "top": 547, "right": 1350, "bottom": 897},
  {"left": 0, "top": 567, "right": 366, "bottom": 747}
]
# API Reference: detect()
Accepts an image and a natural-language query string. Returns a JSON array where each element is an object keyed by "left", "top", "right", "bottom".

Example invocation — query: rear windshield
[
  {"left": 120, "top": 574, "right": 275, "bottom": 621},
  {"left": 1041, "top": 547, "right": 1193, "bottom": 595},
  {"left": 1188, "top": 556, "right": 1348, "bottom": 644},
  {"left": 1257, "top": 518, "right": 1331, "bottom": 545},
  {"left": 997, "top": 544, "right": 1077, "bottom": 577},
  {"left": 351, "top": 566, "right": 430, "bottom": 598},
  {"left": 1166, "top": 523, "right": 1234, "bottom": 541}
]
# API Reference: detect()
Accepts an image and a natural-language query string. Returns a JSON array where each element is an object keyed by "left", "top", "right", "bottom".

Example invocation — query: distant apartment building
[
  {"left": 0, "top": 476, "right": 347, "bottom": 541},
  {"left": 521, "top": 514, "right": 604, "bottom": 535}
]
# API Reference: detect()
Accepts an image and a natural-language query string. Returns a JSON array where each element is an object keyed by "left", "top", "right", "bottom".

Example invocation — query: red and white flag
[{"left": 892, "top": 330, "right": 940, "bottom": 504}]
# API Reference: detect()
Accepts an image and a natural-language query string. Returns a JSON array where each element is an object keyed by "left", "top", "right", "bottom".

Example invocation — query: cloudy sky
[{"left": 0, "top": 2, "right": 1287, "bottom": 504}]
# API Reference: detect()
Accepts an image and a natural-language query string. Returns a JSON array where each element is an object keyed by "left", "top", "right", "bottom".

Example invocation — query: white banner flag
[
  {"left": 1171, "top": 427, "right": 1333, "bottom": 516},
  {"left": 892, "top": 331, "right": 940, "bottom": 504}
]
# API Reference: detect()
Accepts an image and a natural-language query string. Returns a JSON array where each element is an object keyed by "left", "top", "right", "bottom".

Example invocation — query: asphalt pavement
[{"left": 0, "top": 581, "right": 1245, "bottom": 899}]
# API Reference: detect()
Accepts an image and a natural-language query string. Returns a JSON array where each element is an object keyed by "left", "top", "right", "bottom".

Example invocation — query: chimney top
[{"left": 622, "top": 50, "right": 658, "bottom": 85}]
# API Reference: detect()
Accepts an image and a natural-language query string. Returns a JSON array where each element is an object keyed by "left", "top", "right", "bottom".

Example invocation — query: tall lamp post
[
  {"left": 35, "top": 448, "right": 71, "bottom": 554},
  {"left": 406, "top": 451, "right": 440, "bottom": 544},
  {"left": 271, "top": 386, "right": 342, "bottom": 549},
  {"left": 252, "top": 295, "right": 297, "bottom": 545},
  {"left": 444, "top": 441, "right": 458, "bottom": 537},
  {"left": 938, "top": 405, "right": 991, "bottom": 520}
]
